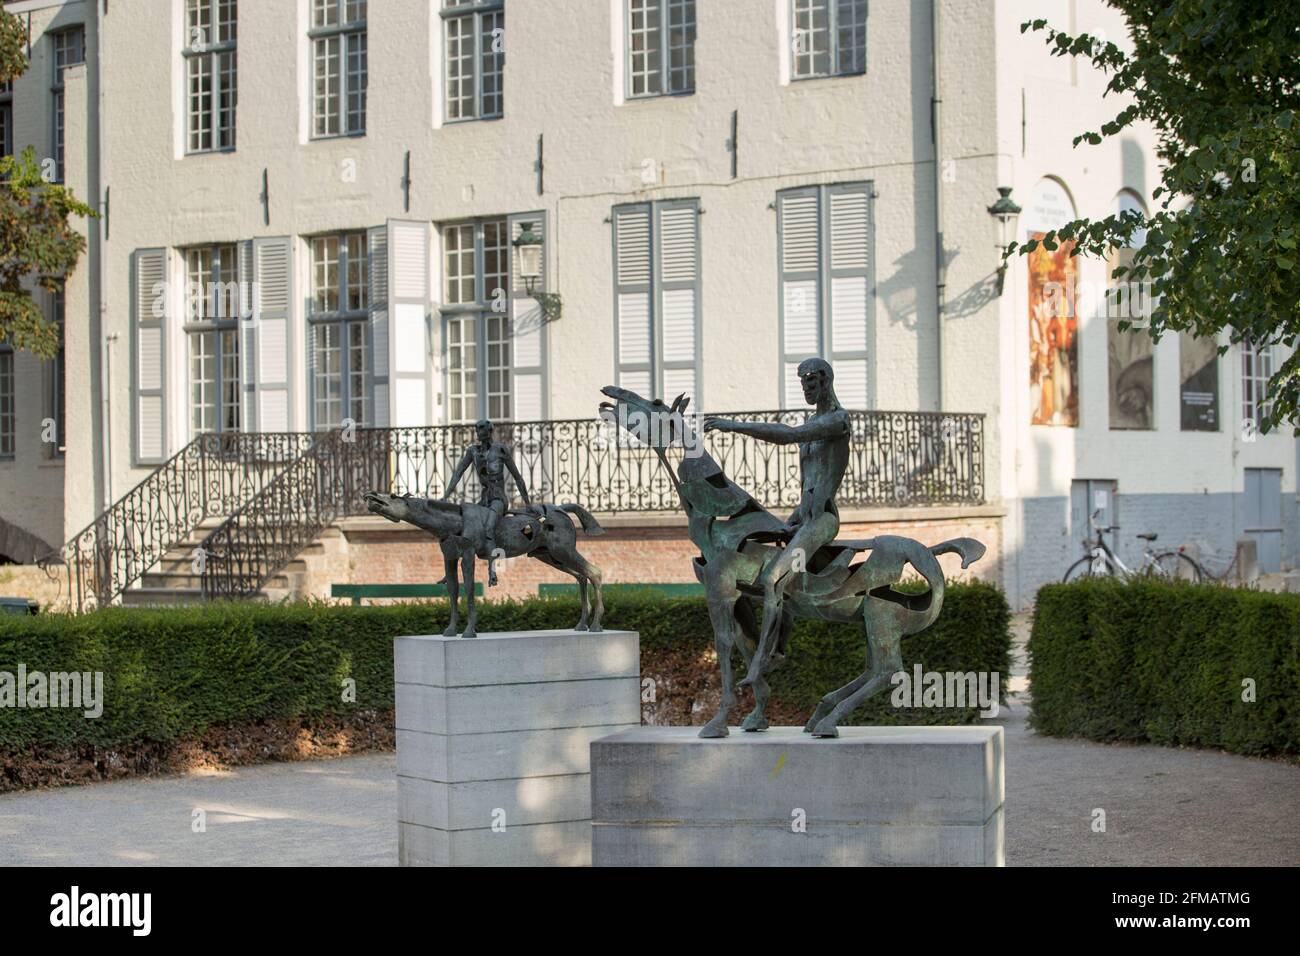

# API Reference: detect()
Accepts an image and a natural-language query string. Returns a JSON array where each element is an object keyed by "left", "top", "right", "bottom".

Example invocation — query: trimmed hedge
[
  {"left": 1030, "top": 580, "right": 1300, "bottom": 757},
  {"left": 0, "top": 584, "right": 1011, "bottom": 750}
]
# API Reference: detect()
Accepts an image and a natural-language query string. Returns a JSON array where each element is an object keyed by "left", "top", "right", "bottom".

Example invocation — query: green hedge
[
  {"left": 1029, "top": 580, "right": 1300, "bottom": 756},
  {"left": 0, "top": 584, "right": 1011, "bottom": 750}
]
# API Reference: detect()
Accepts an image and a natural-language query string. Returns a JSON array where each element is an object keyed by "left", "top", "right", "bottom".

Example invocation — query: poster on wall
[
  {"left": 1107, "top": 247, "right": 1153, "bottom": 429},
  {"left": 1028, "top": 232, "right": 1079, "bottom": 426},
  {"left": 1179, "top": 331, "right": 1219, "bottom": 431}
]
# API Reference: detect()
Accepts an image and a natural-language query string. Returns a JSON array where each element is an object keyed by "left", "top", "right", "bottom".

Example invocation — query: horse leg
[
  {"left": 460, "top": 550, "right": 478, "bottom": 638},
  {"left": 576, "top": 555, "right": 603, "bottom": 633},
  {"left": 442, "top": 549, "right": 460, "bottom": 637},
  {"left": 734, "top": 598, "right": 770, "bottom": 732},
  {"left": 699, "top": 588, "right": 740, "bottom": 739},
  {"left": 574, "top": 575, "right": 590, "bottom": 631},
  {"left": 809, "top": 630, "right": 904, "bottom": 738}
]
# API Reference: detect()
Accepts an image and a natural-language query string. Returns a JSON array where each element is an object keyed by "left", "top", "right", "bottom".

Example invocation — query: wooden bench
[
  {"left": 331, "top": 583, "right": 483, "bottom": 606},
  {"left": 537, "top": 582, "right": 705, "bottom": 598}
]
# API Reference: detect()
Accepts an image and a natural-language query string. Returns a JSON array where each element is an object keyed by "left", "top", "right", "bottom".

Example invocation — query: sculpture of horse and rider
[
  {"left": 364, "top": 418, "right": 605, "bottom": 639},
  {"left": 599, "top": 358, "right": 985, "bottom": 738}
]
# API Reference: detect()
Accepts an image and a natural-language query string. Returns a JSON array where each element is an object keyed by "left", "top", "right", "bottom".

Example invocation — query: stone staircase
[{"left": 121, "top": 521, "right": 349, "bottom": 607}]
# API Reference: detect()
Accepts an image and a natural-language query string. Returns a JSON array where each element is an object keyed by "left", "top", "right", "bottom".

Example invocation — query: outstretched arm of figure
[
  {"left": 443, "top": 450, "right": 473, "bottom": 499},
  {"left": 503, "top": 448, "right": 533, "bottom": 509},
  {"left": 702, "top": 410, "right": 849, "bottom": 445}
]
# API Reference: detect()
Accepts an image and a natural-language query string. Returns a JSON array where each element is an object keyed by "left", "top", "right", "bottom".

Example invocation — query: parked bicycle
[{"left": 1062, "top": 509, "right": 1203, "bottom": 583}]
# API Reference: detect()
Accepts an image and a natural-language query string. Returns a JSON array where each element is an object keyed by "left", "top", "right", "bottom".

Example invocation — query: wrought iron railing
[
  {"left": 50, "top": 432, "right": 315, "bottom": 611},
  {"left": 195, "top": 409, "right": 984, "bottom": 598}
]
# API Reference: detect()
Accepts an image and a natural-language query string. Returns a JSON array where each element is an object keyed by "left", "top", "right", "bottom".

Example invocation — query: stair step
[{"left": 122, "top": 587, "right": 205, "bottom": 607}]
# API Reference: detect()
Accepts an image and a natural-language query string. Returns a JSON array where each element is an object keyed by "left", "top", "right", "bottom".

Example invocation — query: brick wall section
[{"left": 287, "top": 508, "right": 1004, "bottom": 605}]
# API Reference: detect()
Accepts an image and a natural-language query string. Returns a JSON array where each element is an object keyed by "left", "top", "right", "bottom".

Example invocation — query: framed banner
[
  {"left": 1179, "top": 331, "right": 1219, "bottom": 431},
  {"left": 1028, "top": 233, "right": 1079, "bottom": 426}
]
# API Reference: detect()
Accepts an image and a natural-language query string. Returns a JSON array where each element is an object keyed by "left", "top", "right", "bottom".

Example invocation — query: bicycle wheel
[
  {"left": 1063, "top": 556, "right": 1098, "bottom": 583},
  {"left": 1151, "top": 551, "right": 1203, "bottom": 582}
]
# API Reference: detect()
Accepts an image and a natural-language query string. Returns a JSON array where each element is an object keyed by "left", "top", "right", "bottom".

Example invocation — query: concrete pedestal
[
  {"left": 395, "top": 629, "right": 640, "bottom": 866},
  {"left": 591, "top": 726, "right": 1004, "bottom": 866}
]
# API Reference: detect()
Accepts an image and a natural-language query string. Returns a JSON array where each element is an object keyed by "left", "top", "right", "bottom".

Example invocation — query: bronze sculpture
[
  {"left": 363, "top": 492, "right": 606, "bottom": 639},
  {"left": 599, "top": 362, "right": 984, "bottom": 738},
  {"left": 444, "top": 419, "right": 534, "bottom": 587}
]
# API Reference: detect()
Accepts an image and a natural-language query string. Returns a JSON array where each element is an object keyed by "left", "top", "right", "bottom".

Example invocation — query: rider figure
[
  {"left": 444, "top": 419, "right": 534, "bottom": 587},
  {"left": 703, "top": 358, "right": 851, "bottom": 687}
]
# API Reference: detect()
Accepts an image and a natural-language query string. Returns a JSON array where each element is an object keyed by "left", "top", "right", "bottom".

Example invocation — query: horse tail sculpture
[{"left": 559, "top": 503, "right": 605, "bottom": 536}]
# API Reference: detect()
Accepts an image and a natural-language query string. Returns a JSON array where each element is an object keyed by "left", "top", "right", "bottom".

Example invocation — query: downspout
[
  {"left": 931, "top": 0, "right": 945, "bottom": 411},
  {"left": 95, "top": 1, "right": 111, "bottom": 511}
]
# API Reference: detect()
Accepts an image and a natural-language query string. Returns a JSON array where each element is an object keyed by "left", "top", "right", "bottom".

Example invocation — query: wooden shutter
[
  {"left": 387, "top": 219, "right": 430, "bottom": 427},
  {"left": 253, "top": 236, "right": 292, "bottom": 431},
  {"left": 827, "top": 183, "right": 873, "bottom": 409},
  {"left": 613, "top": 203, "right": 653, "bottom": 396},
  {"left": 368, "top": 225, "right": 390, "bottom": 427},
  {"left": 238, "top": 239, "right": 257, "bottom": 430},
  {"left": 509, "top": 211, "right": 547, "bottom": 422},
  {"left": 656, "top": 200, "right": 700, "bottom": 405},
  {"left": 778, "top": 187, "right": 822, "bottom": 408},
  {"left": 131, "top": 248, "right": 168, "bottom": 464}
]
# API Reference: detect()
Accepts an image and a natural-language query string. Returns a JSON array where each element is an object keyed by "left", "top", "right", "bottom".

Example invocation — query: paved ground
[{"left": 1, "top": 614, "right": 1295, "bottom": 866}]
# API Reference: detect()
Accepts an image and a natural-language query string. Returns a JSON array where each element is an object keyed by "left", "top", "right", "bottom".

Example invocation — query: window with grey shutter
[
  {"left": 131, "top": 248, "right": 169, "bottom": 464},
  {"left": 612, "top": 199, "right": 701, "bottom": 403},
  {"left": 777, "top": 182, "right": 873, "bottom": 408}
]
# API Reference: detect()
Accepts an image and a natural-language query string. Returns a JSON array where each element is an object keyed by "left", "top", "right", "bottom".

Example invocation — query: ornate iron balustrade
[
  {"left": 62, "top": 409, "right": 982, "bottom": 604},
  {"left": 50, "top": 432, "right": 315, "bottom": 611},
  {"left": 200, "top": 430, "right": 352, "bottom": 599},
  {"left": 344, "top": 409, "right": 985, "bottom": 515}
]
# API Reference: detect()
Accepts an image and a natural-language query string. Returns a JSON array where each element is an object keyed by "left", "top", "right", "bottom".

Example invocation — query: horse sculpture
[
  {"left": 598, "top": 385, "right": 985, "bottom": 738},
  {"left": 363, "top": 492, "right": 606, "bottom": 638}
]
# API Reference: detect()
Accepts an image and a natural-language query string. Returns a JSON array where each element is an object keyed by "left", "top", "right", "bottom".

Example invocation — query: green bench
[
  {"left": 537, "top": 582, "right": 705, "bottom": 598},
  {"left": 331, "top": 583, "right": 483, "bottom": 606}
]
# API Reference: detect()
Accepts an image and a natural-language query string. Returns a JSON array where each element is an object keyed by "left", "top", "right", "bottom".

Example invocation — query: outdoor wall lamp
[
  {"left": 988, "top": 186, "right": 1022, "bottom": 296},
  {"left": 511, "top": 222, "right": 562, "bottom": 323}
]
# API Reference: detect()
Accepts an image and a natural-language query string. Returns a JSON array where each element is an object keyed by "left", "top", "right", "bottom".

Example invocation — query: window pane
[
  {"left": 482, "top": 219, "right": 508, "bottom": 304},
  {"left": 792, "top": 0, "right": 831, "bottom": 78},
  {"left": 221, "top": 328, "right": 241, "bottom": 430},
  {"left": 346, "top": 30, "right": 367, "bottom": 134},
  {"left": 480, "top": 10, "right": 504, "bottom": 118},
  {"left": 0, "top": 351, "right": 15, "bottom": 456},
  {"left": 444, "top": 224, "right": 476, "bottom": 304},
  {"left": 446, "top": 15, "right": 476, "bottom": 120},
  {"left": 313, "top": 0, "right": 337, "bottom": 29},
  {"left": 629, "top": 0, "right": 664, "bottom": 96},
  {"left": 348, "top": 320, "right": 369, "bottom": 425},
  {"left": 313, "top": 35, "right": 341, "bottom": 136},
  {"left": 314, "top": 323, "right": 342, "bottom": 427},
  {"left": 836, "top": 0, "right": 866, "bottom": 74},
  {"left": 346, "top": 232, "right": 369, "bottom": 311},
  {"left": 345, "top": 0, "right": 367, "bottom": 24},
  {"left": 667, "top": 0, "right": 696, "bottom": 93},
  {"left": 312, "top": 236, "right": 340, "bottom": 312},
  {"left": 218, "top": 0, "right": 238, "bottom": 44},
  {"left": 217, "top": 50, "right": 237, "bottom": 148}
]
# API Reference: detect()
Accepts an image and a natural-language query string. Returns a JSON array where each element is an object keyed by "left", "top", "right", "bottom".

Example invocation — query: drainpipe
[
  {"left": 931, "top": 0, "right": 945, "bottom": 411},
  {"left": 95, "top": 3, "right": 112, "bottom": 512}
]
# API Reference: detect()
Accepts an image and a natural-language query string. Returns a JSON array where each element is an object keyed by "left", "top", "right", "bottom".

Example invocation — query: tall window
[
  {"left": 184, "top": 0, "right": 237, "bottom": 153},
  {"left": 310, "top": 232, "right": 370, "bottom": 428},
  {"left": 51, "top": 27, "right": 85, "bottom": 183},
  {"left": 185, "top": 245, "right": 241, "bottom": 434},
  {"left": 442, "top": 219, "right": 510, "bottom": 423},
  {"left": 311, "top": 0, "right": 367, "bottom": 137},
  {"left": 48, "top": 286, "right": 65, "bottom": 457},
  {"left": 1242, "top": 338, "right": 1274, "bottom": 431},
  {"left": 0, "top": 80, "right": 12, "bottom": 158},
  {"left": 628, "top": 0, "right": 695, "bottom": 98},
  {"left": 443, "top": 0, "right": 504, "bottom": 122},
  {"left": 0, "top": 346, "right": 13, "bottom": 458},
  {"left": 790, "top": 0, "right": 866, "bottom": 80}
]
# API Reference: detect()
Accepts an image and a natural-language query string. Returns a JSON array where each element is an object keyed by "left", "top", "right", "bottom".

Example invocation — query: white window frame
[
  {"left": 790, "top": 0, "right": 866, "bottom": 81},
  {"left": 440, "top": 217, "right": 512, "bottom": 424},
  {"left": 441, "top": 0, "right": 505, "bottom": 123},
  {"left": 310, "top": 0, "right": 368, "bottom": 139},
  {"left": 626, "top": 0, "right": 696, "bottom": 99},
  {"left": 1241, "top": 337, "right": 1275, "bottom": 431},
  {"left": 309, "top": 231, "right": 371, "bottom": 428},
  {"left": 183, "top": 0, "right": 238, "bottom": 154},
  {"left": 183, "top": 244, "right": 242, "bottom": 435},
  {"left": 51, "top": 26, "right": 85, "bottom": 183}
]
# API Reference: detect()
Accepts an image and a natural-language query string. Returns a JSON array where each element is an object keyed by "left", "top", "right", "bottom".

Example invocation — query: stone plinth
[
  {"left": 591, "top": 725, "right": 1004, "bottom": 866},
  {"left": 395, "top": 629, "right": 640, "bottom": 866}
]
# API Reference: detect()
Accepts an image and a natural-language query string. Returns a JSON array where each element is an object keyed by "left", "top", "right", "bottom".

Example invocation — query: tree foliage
[
  {"left": 0, "top": 9, "right": 94, "bottom": 359},
  {"left": 1012, "top": 1, "right": 1300, "bottom": 430}
]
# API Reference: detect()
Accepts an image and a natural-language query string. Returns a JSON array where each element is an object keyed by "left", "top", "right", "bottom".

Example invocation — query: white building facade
[{"left": 0, "top": 0, "right": 1294, "bottom": 608}]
